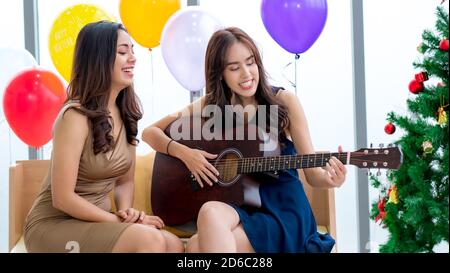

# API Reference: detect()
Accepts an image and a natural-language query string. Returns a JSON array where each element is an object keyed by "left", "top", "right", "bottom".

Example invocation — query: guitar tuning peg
[
  {"left": 379, "top": 143, "right": 384, "bottom": 148},
  {"left": 376, "top": 169, "right": 381, "bottom": 176},
  {"left": 366, "top": 169, "right": 371, "bottom": 176},
  {"left": 370, "top": 143, "right": 373, "bottom": 148},
  {"left": 388, "top": 143, "right": 393, "bottom": 148}
]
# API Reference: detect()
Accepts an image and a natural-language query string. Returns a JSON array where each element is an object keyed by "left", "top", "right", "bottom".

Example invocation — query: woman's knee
[
  {"left": 197, "top": 201, "right": 238, "bottom": 228},
  {"left": 139, "top": 225, "right": 166, "bottom": 251},
  {"left": 197, "top": 201, "right": 225, "bottom": 225},
  {"left": 113, "top": 224, "right": 166, "bottom": 252}
]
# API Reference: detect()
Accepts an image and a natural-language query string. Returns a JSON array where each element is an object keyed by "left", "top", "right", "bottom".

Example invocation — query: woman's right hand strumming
[{"left": 178, "top": 147, "right": 219, "bottom": 188}]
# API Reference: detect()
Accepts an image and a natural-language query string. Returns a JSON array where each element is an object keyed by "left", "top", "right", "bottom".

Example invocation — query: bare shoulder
[
  {"left": 55, "top": 107, "right": 89, "bottom": 138},
  {"left": 275, "top": 89, "right": 299, "bottom": 106}
]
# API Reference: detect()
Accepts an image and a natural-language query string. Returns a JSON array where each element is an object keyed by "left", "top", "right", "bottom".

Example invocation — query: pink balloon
[{"left": 3, "top": 68, "right": 67, "bottom": 147}]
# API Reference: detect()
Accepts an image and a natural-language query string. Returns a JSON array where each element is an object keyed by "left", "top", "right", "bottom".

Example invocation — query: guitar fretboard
[{"left": 236, "top": 153, "right": 348, "bottom": 174}]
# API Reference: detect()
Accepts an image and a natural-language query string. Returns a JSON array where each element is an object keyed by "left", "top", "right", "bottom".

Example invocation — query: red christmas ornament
[
  {"left": 375, "top": 197, "right": 387, "bottom": 224},
  {"left": 384, "top": 123, "right": 396, "bottom": 135},
  {"left": 409, "top": 79, "right": 424, "bottom": 94},
  {"left": 415, "top": 72, "right": 429, "bottom": 83},
  {"left": 439, "top": 39, "right": 449, "bottom": 51}
]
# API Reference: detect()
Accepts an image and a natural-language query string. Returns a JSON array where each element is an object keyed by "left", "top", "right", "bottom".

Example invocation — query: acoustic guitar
[{"left": 151, "top": 117, "right": 403, "bottom": 226}]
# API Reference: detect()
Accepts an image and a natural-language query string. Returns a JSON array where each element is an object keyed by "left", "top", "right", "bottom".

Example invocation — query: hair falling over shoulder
[{"left": 65, "top": 20, "right": 142, "bottom": 155}]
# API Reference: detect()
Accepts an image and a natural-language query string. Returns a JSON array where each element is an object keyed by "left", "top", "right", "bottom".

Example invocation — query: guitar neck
[{"left": 237, "top": 153, "right": 349, "bottom": 174}]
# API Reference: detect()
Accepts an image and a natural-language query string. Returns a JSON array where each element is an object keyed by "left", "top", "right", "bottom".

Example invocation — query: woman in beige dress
[{"left": 24, "top": 21, "right": 183, "bottom": 253}]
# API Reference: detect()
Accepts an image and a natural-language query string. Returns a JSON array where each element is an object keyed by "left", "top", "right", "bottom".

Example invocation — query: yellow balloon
[
  {"left": 49, "top": 4, "right": 115, "bottom": 82},
  {"left": 119, "top": 0, "right": 181, "bottom": 48}
]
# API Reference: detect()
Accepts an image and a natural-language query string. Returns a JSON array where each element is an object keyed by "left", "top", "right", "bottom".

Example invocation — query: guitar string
[
  {"left": 209, "top": 158, "right": 389, "bottom": 181},
  {"left": 201, "top": 155, "right": 389, "bottom": 175},
  {"left": 194, "top": 154, "right": 342, "bottom": 178},
  {"left": 203, "top": 152, "right": 346, "bottom": 164},
  {"left": 170, "top": 151, "right": 393, "bottom": 178},
  {"left": 202, "top": 154, "right": 380, "bottom": 167},
  {"left": 211, "top": 151, "right": 391, "bottom": 162},
  {"left": 199, "top": 153, "right": 384, "bottom": 167}
]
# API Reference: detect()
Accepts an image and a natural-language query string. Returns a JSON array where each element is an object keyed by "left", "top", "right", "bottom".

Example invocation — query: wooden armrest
[{"left": 9, "top": 160, "right": 50, "bottom": 251}]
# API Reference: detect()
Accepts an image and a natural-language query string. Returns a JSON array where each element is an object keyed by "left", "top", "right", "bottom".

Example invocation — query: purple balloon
[{"left": 261, "top": 0, "right": 328, "bottom": 54}]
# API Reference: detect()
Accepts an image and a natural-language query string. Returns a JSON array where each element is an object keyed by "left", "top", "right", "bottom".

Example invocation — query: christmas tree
[{"left": 370, "top": 5, "right": 449, "bottom": 253}]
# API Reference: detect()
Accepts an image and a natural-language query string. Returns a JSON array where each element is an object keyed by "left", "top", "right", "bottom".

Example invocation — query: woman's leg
[
  {"left": 186, "top": 227, "right": 253, "bottom": 253},
  {"left": 195, "top": 201, "right": 254, "bottom": 253},
  {"left": 232, "top": 224, "right": 254, "bottom": 253},
  {"left": 112, "top": 223, "right": 166, "bottom": 253},
  {"left": 186, "top": 234, "right": 200, "bottom": 253},
  {"left": 161, "top": 229, "right": 185, "bottom": 253}
]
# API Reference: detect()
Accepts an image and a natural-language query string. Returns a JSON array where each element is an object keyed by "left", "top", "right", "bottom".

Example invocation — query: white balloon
[
  {"left": 161, "top": 7, "right": 222, "bottom": 91},
  {"left": 0, "top": 47, "right": 37, "bottom": 119}
]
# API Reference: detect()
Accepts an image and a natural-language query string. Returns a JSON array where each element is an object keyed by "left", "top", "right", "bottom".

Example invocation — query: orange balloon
[{"left": 119, "top": 0, "right": 181, "bottom": 48}]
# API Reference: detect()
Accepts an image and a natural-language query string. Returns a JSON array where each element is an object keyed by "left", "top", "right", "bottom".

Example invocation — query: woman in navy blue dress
[{"left": 142, "top": 27, "right": 346, "bottom": 253}]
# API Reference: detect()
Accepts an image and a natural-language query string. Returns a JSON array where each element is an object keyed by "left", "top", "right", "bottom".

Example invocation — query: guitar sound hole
[{"left": 215, "top": 149, "right": 242, "bottom": 187}]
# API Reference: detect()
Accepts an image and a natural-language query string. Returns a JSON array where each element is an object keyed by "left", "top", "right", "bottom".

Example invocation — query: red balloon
[{"left": 3, "top": 68, "right": 66, "bottom": 147}]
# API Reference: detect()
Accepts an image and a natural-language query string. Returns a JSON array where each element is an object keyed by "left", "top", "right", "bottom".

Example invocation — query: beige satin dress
[{"left": 24, "top": 103, "right": 133, "bottom": 252}]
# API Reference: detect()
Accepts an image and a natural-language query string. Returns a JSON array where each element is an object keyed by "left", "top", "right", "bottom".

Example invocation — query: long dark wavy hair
[
  {"left": 204, "top": 27, "right": 289, "bottom": 142},
  {"left": 66, "top": 20, "right": 142, "bottom": 155}
]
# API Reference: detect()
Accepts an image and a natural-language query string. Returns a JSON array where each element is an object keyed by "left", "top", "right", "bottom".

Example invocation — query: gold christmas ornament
[
  {"left": 422, "top": 141, "right": 434, "bottom": 154},
  {"left": 417, "top": 43, "right": 424, "bottom": 53},
  {"left": 438, "top": 96, "right": 448, "bottom": 126},
  {"left": 438, "top": 107, "right": 448, "bottom": 125},
  {"left": 388, "top": 185, "right": 399, "bottom": 204}
]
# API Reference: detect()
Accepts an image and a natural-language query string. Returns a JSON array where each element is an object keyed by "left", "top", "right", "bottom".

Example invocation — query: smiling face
[
  {"left": 222, "top": 41, "right": 259, "bottom": 102},
  {"left": 111, "top": 29, "right": 136, "bottom": 91}
]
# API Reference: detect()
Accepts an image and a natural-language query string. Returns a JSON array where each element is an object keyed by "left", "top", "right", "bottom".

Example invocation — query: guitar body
[{"left": 151, "top": 116, "right": 280, "bottom": 226}]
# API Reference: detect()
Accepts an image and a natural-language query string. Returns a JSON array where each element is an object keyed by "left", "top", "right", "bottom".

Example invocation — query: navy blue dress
[{"left": 232, "top": 88, "right": 335, "bottom": 253}]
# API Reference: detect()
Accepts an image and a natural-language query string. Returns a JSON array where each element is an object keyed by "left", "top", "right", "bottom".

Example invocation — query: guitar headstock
[{"left": 350, "top": 144, "right": 403, "bottom": 170}]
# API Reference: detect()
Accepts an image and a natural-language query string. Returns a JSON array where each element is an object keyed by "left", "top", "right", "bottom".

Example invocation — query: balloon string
[
  {"left": 282, "top": 60, "right": 295, "bottom": 89},
  {"left": 294, "top": 54, "right": 300, "bottom": 95},
  {"left": 282, "top": 54, "right": 300, "bottom": 93}
]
